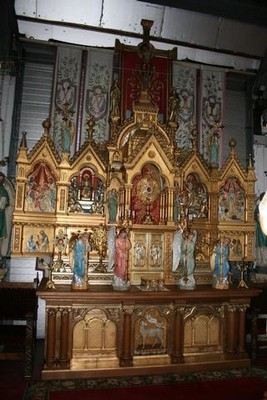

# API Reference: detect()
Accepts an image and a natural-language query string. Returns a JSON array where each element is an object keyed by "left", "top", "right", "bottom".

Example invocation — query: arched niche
[
  {"left": 68, "top": 166, "right": 105, "bottom": 214},
  {"left": 131, "top": 163, "right": 166, "bottom": 224}
]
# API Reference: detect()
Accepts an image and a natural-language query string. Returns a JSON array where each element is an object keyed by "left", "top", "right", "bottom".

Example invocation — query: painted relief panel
[
  {"left": 177, "top": 173, "right": 208, "bottom": 222},
  {"left": 134, "top": 308, "right": 167, "bottom": 355},
  {"left": 23, "top": 227, "right": 53, "bottom": 254},
  {"left": 229, "top": 236, "right": 244, "bottom": 260},
  {"left": 218, "top": 177, "right": 245, "bottom": 221},
  {"left": 184, "top": 174, "right": 208, "bottom": 220},
  {"left": 149, "top": 234, "right": 163, "bottom": 269},
  {"left": 25, "top": 162, "right": 56, "bottom": 212},
  {"left": 133, "top": 234, "right": 147, "bottom": 269},
  {"left": 132, "top": 232, "right": 164, "bottom": 272}
]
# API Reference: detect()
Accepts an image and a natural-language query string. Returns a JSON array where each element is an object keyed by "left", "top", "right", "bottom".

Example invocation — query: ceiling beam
[{"left": 139, "top": 0, "right": 267, "bottom": 27}]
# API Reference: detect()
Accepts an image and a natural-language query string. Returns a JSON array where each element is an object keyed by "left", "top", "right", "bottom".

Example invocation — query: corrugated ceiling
[{"left": 14, "top": 0, "right": 267, "bottom": 71}]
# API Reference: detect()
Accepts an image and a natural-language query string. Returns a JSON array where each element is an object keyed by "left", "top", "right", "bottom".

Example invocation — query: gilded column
[
  {"left": 171, "top": 305, "right": 185, "bottom": 363},
  {"left": 119, "top": 187, "right": 126, "bottom": 219},
  {"left": 168, "top": 187, "right": 174, "bottom": 224},
  {"left": 59, "top": 307, "right": 71, "bottom": 368},
  {"left": 120, "top": 305, "right": 134, "bottom": 367},
  {"left": 45, "top": 308, "right": 57, "bottom": 369},
  {"left": 125, "top": 184, "right": 132, "bottom": 213},
  {"left": 159, "top": 191, "right": 165, "bottom": 224}
]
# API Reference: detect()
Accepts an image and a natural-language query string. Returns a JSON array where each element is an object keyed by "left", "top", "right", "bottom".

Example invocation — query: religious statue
[
  {"left": 71, "top": 232, "right": 90, "bottom": 289},
  {"left": 0, "top": 173, "right": 10, "bottom": 261},
  {"left": 168, "top": 88, "right": 179, "bottom": 124},
  {"left": 107, "top": 226, "right": 116, "bottom": 272},
  {"left": 68, "top": 197, "right": 83, "bottom": 213},
  {"left": 61, "top": 116, "right": 75, "bottom": 153},
  {"left": 208, "top": 131, "right": 219, "bottom": 165},
  {"left": 109, "top": 79, "right": 121, "bottom": 120},
  {"left": 112, "top": 228, "right": 132, "bottom": 290},
  {"left": 81, "top": 174, "right": 92, "bottom": 199},
  {"left": 107, "top": 188, "right": 118, "bottom": 223},
  {"left": 173, "top": 227, "right": 197, "bottom": 290},
  {"left": 211, "top": 237, "right": 230, "bottom": 289}
]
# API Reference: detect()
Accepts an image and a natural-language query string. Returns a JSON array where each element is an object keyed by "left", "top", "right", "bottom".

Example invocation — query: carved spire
[
  {"left": 42, "top": 118, "right": 51, "bottom": 136},
  {"left": 20, "top": 131, "right": 27, "bottom": 148},
  {"left": 229, "top": 138, "right": 237, "bottom": 156},
  {"left": 86, "top": 116, "right": 95, "bottom": 143},
  {"left": 137, "top": 19, "right": 155, "bottom": 94}
]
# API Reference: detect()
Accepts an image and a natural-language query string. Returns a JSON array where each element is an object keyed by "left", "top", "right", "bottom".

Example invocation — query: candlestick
[{"left": 238, "top": 260, "right": 248, "bottom": 289}]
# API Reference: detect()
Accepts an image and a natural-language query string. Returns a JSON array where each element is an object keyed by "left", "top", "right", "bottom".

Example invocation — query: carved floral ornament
[{"left": 53, "top": 230, "right": 69, "bottom": 253}]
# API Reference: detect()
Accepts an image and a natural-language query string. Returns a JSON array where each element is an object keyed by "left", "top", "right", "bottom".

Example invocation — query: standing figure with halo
[{"left": 112, "top": 228, "right": 132, "bottom": 291}]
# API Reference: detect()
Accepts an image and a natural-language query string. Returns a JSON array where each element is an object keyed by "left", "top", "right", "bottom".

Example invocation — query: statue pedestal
[
  {"left": 178, "top": 274, "right": 196, "bottom": 290},
  {"left": 112, "top": 276, "right": 130, "bottom": 291}
]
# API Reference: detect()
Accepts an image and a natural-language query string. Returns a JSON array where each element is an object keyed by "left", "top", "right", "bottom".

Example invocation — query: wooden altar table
[{"left": 37, "top": 279, "right": 261, "bottom": 380}]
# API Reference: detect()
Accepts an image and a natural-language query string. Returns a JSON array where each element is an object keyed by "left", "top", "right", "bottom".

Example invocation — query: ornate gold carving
[
  {"left": 226, "top": 304, "right": 237, "bottom": 312},
  {"left": 148, "top": 150, "right": 156, "bottom": 158},
  {"left": 46, "top": 308, "right": 58, "bottom": 317},
  {"left": 16, "top": 185, "right": 23, "bottom": 209},
  {"left": 123, "top": 305, "right": 135, "bottom": 315},
  {"left": 14, "top": 227, "right": 21, "bottom": 252},
  {"left": 236, "top": 304, "right": 249, "bottom": 312},
  {"left": 172, "top": 305, "right": 186, "bottom": 316},
  {"left": 59, "top": 307, "right": 71, "bottom": 317},
  {"left": 59, "top": 189, "right": 65, "bottom": 211}
]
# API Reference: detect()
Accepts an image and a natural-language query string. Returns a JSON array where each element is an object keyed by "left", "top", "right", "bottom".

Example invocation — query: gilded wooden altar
[
  {"left": 10, "top": 18, "right": 259, "bottom": 379},
  {"left": 12, "top": 19, "right": 256, "bottom": 287},
  {"left": 12, "top": 106, "right": 256, "bottom": 286}
]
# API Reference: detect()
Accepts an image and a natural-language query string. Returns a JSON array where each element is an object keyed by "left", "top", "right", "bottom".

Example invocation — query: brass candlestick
[
  {"left": 45, "top": 262, "right": 56, "bottom": 290},
  {"left": 237, "top": 260, "right": 248, "bottom": 289}
]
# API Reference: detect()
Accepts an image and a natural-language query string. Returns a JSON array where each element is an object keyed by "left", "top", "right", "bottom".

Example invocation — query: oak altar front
[{"left": 37, "top": 280, "right": 260, "bottom": 379}]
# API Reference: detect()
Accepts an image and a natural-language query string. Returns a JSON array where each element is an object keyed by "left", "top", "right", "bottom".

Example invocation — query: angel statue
[
  {"left": 69, "top": 232, "right": 90, "bottom": 289},
  {"left": 172, "top": 225, "right": 197, "bottom": 290}
]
